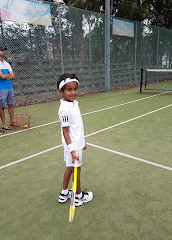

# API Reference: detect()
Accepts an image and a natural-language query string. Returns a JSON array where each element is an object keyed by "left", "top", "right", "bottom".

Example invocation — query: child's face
[{"left": 59, "top": 81, "right": 78, "bottom": 102}]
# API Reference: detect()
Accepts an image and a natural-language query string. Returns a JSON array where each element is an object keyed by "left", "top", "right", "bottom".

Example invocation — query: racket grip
[
  {"left": 74, "top": 159, "right": 77, "bottom": 167},
  {"left": 74, "top": 152, "right": 79, "bottom": 167}
]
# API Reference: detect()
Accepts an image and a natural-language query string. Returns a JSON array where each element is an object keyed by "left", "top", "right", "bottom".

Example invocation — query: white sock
[
  {"left": 76, "top": 192, "right": 82, "bottom": 199},
  {"left": 62, "top": 188, "right": 68, "bottom": 195}
]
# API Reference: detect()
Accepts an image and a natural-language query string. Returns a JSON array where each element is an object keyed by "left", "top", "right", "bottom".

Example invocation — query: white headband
[{"left": 59, "top": 78, "right": 79, "bottom": 90}]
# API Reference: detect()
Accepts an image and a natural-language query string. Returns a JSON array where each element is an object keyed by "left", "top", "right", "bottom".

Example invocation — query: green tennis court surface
[{"left": 0, "top": 87, "right": 172, "bottom": 240}]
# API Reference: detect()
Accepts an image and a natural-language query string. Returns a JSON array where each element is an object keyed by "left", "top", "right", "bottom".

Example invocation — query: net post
[
  {"left": 145, "top": 70, "right": 147, "bottom": 90},
  {"left": 140, "top": 68, "right": 143, "bottom": 93}
]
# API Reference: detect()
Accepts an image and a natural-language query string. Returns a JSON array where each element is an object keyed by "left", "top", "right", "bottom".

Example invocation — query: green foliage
[
  {"left": 114, "top": 0, "right": 172, "bottom": 29},
  {"left": 63, "top": 0, "right": 172, "bottom": 29},
  {"left": 63, "top": 0, "right": 105, "bottom": 13}
]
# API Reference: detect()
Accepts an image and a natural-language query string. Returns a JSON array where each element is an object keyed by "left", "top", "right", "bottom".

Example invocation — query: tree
[
  {"left": 63, "top": 0, "right": 105, "bottom": 13},
  {"left": 62, "top": 0, "right": 172, "bottom": 29},
  {"left": 113, "top": 0, "right": 172, "bottom": 29}
]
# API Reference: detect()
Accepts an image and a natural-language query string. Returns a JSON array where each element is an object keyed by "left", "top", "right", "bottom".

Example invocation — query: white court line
[
  {"left": 82, "top": 91, "right": 169, "bottom": 116},
  {"left": 0, "top": 91, "right": 168, "bottom": 138},
  {"left": 0, "top": 103, "right": 171, "bottom": 171},
  {"left": 85, "top": 104, "right": 172, "bottom": 137},
  {"left": 0, "top": 121, "right": 59, "bottom": 138},
  {"left": 87, "top": 142, "right": 172, "bottom": 171},
  {"left": 0, "top": 145, "right": 62, "bottom": 170}
]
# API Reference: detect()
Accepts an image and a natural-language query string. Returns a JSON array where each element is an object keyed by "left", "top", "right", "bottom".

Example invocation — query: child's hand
[
  {"left": 83, "top": 143, "right": 87, "bottom": 150},
  {"left": 71, "top": 151, "right": 79, "bottom": 163}
]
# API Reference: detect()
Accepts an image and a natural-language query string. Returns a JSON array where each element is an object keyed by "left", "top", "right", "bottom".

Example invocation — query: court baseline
[{"left": 0, "top": 103, "right": 171, "bottom": 171}]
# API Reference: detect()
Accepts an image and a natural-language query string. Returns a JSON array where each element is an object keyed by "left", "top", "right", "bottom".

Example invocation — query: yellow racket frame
[{"left": 69, "top": 159, "right": 77, "bottom": 222}]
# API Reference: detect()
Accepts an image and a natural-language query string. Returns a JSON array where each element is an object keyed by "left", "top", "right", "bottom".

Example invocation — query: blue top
[{"left": 0, "top": 60, "right": 13, "bottom": 90}]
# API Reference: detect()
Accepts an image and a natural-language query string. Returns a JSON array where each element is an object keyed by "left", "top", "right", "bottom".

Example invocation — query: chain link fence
[{"left": 0, "top": 3, "right": 172, "bottom": 104}]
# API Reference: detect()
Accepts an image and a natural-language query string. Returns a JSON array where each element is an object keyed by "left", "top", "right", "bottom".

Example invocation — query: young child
[{"left": 57, "top": 73, "right": 93, "bottom": 206}]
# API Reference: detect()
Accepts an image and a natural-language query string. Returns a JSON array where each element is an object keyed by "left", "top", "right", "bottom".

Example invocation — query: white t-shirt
[{"left": 58, "top": 99, "right": 85, "bottom": 151}]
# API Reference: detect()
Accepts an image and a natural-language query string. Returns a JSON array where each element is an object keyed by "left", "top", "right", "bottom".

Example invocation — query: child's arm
[
  {"left": 62, "top": 126, "right": 79, "bottom": 163},
  {"left": 83, "top": 143, "right": 87, "bottom": 150}
]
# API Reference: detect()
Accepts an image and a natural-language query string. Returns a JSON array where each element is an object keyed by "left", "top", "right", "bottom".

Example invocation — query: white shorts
[{"left": 64, "top": 149, "right": 82, "bottom": 167}]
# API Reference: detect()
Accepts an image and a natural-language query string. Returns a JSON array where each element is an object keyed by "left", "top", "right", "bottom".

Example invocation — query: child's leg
[
  {"left": 62, "top": 166, "right": 81, "bottom": 194},
  {"left": 63, "top": 166, "right": 72, "bottom": 190},
  {"left": 59, "top": 167, "right": 72, "bottom": 204},
  {"left": 75, "top": 165, "right": 93, "bottom": 206}
]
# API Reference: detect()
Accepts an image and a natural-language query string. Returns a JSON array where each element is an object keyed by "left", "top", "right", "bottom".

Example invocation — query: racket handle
[
  {"left": 74, "top": 159, "right": 77, "bottom": 167},
  {"left": 74, "top": 152, "right": 79, "bottom": 167}
]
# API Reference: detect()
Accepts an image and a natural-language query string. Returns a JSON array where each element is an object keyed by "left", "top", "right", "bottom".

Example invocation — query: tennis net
[{"left": 140, "top": 69, "right": 172, "bottom": 93}]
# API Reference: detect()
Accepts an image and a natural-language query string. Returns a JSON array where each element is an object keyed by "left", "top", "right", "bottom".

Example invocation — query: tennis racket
[{"left": 69, "top": 159, "right": 78, "bottom": 222}]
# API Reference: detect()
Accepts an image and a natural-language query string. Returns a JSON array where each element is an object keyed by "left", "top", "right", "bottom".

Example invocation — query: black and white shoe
[
  {"left": 58, "top": 189, "right": 72, "bottom": 204},
  {"left": 75, "top": 190, "right": 93, "bottom": 207},
  {"left": 0, "top": 130, "right": 4, "bottom": 134}
]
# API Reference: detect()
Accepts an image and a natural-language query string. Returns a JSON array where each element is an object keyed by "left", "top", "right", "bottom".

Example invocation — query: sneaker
[
  {"left": 75, "top": 190, "right": 93, "bottom": 207},
  {"left": 0, "top": 130, "right": 4, "bottom": 134},
  {"left": 58, "top": 189, "right": 72, "bottom": 204}
]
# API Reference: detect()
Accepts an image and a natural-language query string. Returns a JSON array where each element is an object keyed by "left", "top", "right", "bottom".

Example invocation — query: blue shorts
[{"left": 0, "top": 89, "right": 15, "bottom": 107}]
